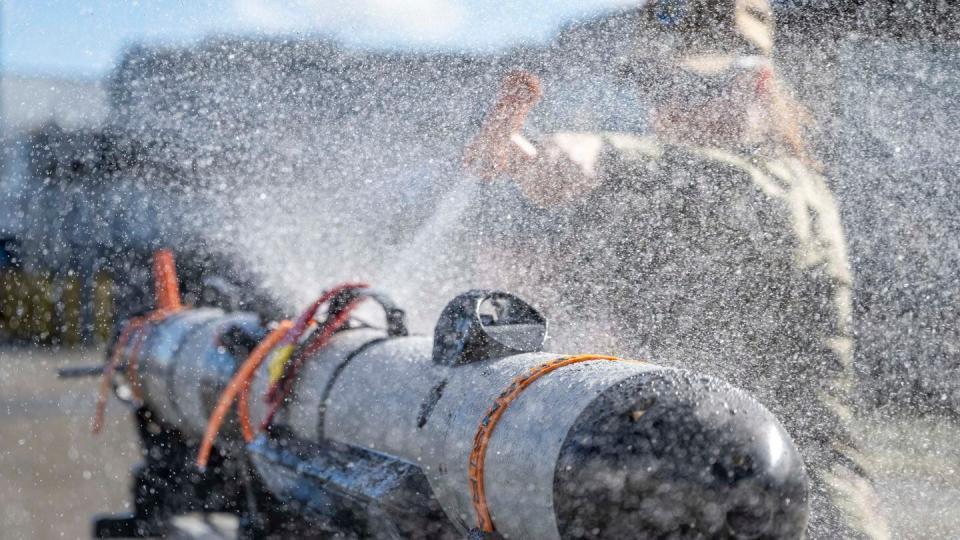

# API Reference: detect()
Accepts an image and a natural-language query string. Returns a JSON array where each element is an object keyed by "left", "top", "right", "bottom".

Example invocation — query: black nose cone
[{"left": 554, "top": 369, "right": 808, "bottom": 539}]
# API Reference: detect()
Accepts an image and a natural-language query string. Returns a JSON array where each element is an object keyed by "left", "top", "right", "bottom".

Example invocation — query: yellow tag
[{"left": 266, "top": 344, "right": 295, "bottom": 385}]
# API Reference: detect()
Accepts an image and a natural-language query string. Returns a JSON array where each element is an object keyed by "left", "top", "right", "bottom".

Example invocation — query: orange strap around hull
[
  {"left": 92, "top": 317, "right": 145, "bottom": 434},
  {"left": 467, "top": 354, "right": 629, "bottom": 533}
]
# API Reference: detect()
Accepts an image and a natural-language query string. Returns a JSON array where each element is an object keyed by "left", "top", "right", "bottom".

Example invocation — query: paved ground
[
  {"left": 0, "top": 346, "right": 958, "bottom": 539},
  {"left": 0, "top": 347, "right": 139, "bottom": 540}
]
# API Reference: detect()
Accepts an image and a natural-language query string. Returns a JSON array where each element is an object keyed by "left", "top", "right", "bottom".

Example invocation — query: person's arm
[{"left": 464, "top": 71, "right": 601, "bottom": 207}]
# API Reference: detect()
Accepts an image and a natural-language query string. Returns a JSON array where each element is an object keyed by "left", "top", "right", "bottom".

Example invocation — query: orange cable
[
  {"left": 467, "top": 354, "right": 630, "bottom": 533},
  {"left": 197, "top": 320, "right": 292, "bottom": 469},
  {"left": 123, "top": 325, "right": 149, "bottom": 403},
  {"left": 91, "top": 317, "right": 144, "bottom": 434},
  {"left": 237, "top": 370, "right": 258, "bottom": 443},
  {"left": 94, "top": 250, "right": 184, "bottom": 435},
  {"left": 153, "top": 249, "right": 182, "bottom": 312}
]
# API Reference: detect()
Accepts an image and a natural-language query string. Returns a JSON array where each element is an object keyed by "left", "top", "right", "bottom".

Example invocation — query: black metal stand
[{"left": 93, "top": 406, "right": 248, "bottom": 538}]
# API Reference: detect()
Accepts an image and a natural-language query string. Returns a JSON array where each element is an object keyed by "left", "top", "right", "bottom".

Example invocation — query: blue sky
[{"left": 1, "top": 0, "right": 641, "bottom": 78}]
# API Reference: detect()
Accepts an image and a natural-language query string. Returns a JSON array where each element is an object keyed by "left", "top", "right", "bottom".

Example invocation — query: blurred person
[{"left": 463, "top": 0, "right": 887, "bottom": 538}]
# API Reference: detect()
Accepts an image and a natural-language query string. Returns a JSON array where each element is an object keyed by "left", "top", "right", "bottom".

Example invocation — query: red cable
[
  {"left": 263, "top": 283, "right": 368, "bottom": 403},
  {"left": 259, "top": 284, "right": 368, "bottom": 430},
  {"left": 259, "top": 298, "right": 363, "bottom": 430},
  {"left": 266, "top": 297, "right": 361, "bottom": 404}
]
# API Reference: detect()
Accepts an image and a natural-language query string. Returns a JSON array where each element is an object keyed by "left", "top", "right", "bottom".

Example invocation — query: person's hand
[{"left": 464, "top": 70, "right": 543, "bottom": 181}]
